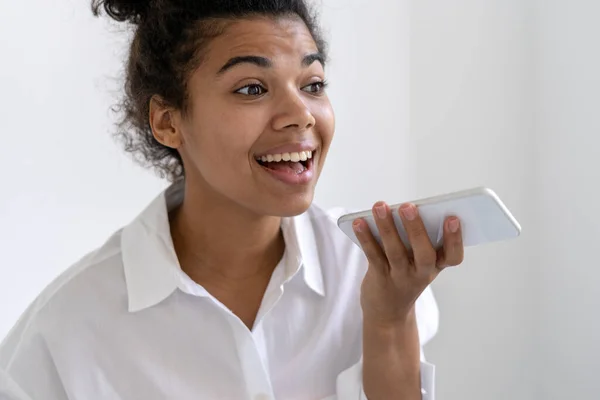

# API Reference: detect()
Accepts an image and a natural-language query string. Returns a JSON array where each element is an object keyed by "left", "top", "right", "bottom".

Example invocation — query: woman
[{"left": 0, "top": 0, "right": 464, "bottom": 399}]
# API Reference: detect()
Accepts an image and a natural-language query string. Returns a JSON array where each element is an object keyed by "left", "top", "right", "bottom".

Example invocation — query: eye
[
  {"left": 235, "top": 84, "right": 267, "bottom": 96},
  {"left": 302, "top": 80, "right": 328, "bottom": 94}
]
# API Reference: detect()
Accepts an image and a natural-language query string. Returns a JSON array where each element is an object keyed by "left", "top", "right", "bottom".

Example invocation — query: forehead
[{"left": 204, "top": 17, "right": 319, "bottom": 64}]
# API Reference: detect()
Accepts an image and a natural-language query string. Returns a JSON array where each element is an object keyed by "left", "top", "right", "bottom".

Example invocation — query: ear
[{"left": 149, "top": 96, "right": 183, "bottom": 149}]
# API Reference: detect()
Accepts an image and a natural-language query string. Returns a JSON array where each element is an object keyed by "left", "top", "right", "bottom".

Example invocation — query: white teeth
[{"left": 256, "top": 150, "right": 315, "bottom": 163}]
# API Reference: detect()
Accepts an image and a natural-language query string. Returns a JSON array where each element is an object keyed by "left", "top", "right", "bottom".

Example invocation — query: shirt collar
[
  {"left": 280, "top": 212, "right": 325, "bottom": 297},
  {"left": 121, "top": 180, "right": 325, "bottom": 313}
]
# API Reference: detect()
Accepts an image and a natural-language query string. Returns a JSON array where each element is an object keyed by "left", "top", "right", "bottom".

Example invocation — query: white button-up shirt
[{"left": 0, "top": 181, "right": 438, "bottom": 400}]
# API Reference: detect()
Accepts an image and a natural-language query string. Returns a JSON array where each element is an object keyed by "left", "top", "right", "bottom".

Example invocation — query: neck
[{"left": 170, "top": 179, "right": 285, "bottom": 280}]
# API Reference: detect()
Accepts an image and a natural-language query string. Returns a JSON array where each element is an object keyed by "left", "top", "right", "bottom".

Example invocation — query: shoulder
[
  {"left": 0, "top": 230, "right": 127, "bottom": 367},
  {"left": 301, "top": 204, "right": 366, "bottom": 277}
]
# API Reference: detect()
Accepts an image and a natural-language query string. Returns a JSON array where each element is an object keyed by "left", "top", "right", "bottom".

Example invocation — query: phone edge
[{"left": 336, "top": 186, "right": 522, "bottom": 236}]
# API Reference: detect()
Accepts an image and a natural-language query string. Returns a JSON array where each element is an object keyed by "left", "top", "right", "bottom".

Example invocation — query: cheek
[
  {"left": 314, "top": 101, "right": 335, "bottom": 148},
  {"left": 184, "top": 102, "right": 264, "bottom": 176}
]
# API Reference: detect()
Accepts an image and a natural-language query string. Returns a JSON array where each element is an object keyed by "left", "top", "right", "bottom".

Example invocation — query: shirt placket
[
  {"left": 226, "top": 265, "right": 290, "bottom": 400},
  {"left": 229, "top": 320, "right": 275, "bottom": 400}
]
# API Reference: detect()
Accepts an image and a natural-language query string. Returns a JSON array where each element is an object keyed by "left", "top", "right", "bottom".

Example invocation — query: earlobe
[{"left": 149, "top": 96, "right": 182, "bottom": 149}]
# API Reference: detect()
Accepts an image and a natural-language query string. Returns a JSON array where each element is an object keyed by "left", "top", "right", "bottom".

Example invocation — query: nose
[{"left": 271, "top": 89, "right": 316, "bottom": 132}]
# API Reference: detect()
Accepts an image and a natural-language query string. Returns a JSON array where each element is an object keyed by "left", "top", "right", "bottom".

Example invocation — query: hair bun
[{"left": 92, "top": 0, "right": 151, "bottom": 24}]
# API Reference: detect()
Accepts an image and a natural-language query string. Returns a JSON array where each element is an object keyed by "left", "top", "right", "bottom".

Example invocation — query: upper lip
[{"left": 255, "top": 141, "right": 318, "bottom": 158}]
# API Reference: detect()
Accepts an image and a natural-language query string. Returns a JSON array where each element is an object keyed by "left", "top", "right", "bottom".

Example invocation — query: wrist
[
  {"left": 363, "top": 311, "right": 419, "bottom": 357},
  {"left": 362, "top": 308, "right": 422, "bottom": 400},
  {"left": 362, "top": 304, "right": 420, "bottom": 369},
  {"left": 362, "top": 304, "right": 417, "bottom": 332}
]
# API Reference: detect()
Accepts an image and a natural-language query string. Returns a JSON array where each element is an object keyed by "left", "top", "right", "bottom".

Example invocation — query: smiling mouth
[{"left": 255, "top": 150, "right": 315, "bottom": 174}]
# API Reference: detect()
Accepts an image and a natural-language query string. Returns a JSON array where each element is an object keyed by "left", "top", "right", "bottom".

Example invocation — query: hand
[{"left": 354, "top": 201, "right": 464, "bottom": 327}]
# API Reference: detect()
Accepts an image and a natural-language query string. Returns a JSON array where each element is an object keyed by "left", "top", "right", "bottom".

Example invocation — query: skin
[{"left": 148, "top": 15, "right": 464, "bottom": 399}]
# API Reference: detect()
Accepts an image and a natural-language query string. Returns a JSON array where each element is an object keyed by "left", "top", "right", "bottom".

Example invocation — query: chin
[{"left": 259, "top": 192, "right": 315, "bottom": 218}]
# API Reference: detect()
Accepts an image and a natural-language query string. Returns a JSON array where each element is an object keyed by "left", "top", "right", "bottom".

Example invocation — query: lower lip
[{"left": 257, "top": 157, "right": 315, "bottom": 186}]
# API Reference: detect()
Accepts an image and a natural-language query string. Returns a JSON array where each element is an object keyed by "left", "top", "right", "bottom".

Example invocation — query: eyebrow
[
  {"left": 218, "top": 56, "right": 272, "bottom": 75},
  {"left": 302, "top": 53, "right": 326, "bottom": 68},
  {"left": 217, "top": 52, "right": 326, "bottom": 75}
]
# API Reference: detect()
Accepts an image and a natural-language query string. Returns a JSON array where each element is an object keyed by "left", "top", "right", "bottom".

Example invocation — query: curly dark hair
[{"left": 92, "top": 0, "right": 328, "bottom": 181}]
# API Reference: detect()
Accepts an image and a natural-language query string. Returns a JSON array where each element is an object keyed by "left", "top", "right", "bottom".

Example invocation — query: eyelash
[{"left": 234, "top": 80, "right": 329, "bottom": 97}]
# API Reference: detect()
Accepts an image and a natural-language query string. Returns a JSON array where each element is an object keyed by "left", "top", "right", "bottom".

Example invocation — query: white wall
[
  {"left": 413, "top": 1, "right": 600, "bottom": 399},
  {"left": 0, "top": 1, "right": 168, "bottom": 338},
  {"left": 533, "top": 1, "right": 600, "bottom": 398},
  {"left": 410, "top": 1, "right": 535, "bottom": 399},
  {"left": 317, "top": 0, "right": 413, "bottom": 209}
]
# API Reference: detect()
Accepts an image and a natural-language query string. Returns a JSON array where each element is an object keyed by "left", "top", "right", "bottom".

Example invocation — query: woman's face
[{"left": 176, "top": 16, "right": 335, "bottom": 217}]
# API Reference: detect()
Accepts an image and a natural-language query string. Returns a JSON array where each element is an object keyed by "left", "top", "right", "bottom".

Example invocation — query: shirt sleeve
[
  {"left": 0, "top": 311, "right": 69, "bottom": 400},
  {"left": 331, "top": 355, "right": 435, "bottom": 400},
  {"left": 0, "top": 369, "right": 33, "bottom": 400}
]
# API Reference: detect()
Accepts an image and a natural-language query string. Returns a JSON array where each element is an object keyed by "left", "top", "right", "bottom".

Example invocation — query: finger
[
  {"left": 372, "top": 201, "right": 409, "bottom": 268},
  {"left": 352, "top": 218, "right": 389, "bottom": 275},
  {"left": 436, "top": 216, "right": 464, "bottom": 268},
  {"left": 398, "top": 203, "right": 437, "bottom": 269}
]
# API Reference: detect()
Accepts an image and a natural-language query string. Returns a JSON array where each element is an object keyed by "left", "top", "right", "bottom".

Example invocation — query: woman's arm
[
  {"left": 352, "top": 201, "right": 463, "bottom": 399},
  {"left": 330, "top": 286, "right": 438, "bottom": 400},
  {"left": 362, "top": 308, "right": 422, "bottom": 400}
]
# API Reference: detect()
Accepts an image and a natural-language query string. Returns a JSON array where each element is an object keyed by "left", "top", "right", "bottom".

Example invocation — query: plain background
[{"left": 1, "top": 0, "right": 598, "bottom": 399}]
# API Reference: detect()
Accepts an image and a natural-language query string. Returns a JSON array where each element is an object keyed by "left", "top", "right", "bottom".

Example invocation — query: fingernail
[
  {"left": 400, "top": 204, "right": 416, "bottom": 221},
  {"left": 374, "top": 203, "right": 387, "bottom": 219},
  {"left": 448, "top": 218, "right": 460, "bottom": 233},
  {"left": 353, "top": 219, "right": 363, "bottom": 233}
]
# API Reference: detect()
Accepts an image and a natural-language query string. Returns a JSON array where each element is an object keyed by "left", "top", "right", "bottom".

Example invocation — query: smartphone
[{"left": 337, "top": 187, "right": 521, "bottom": 250}]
